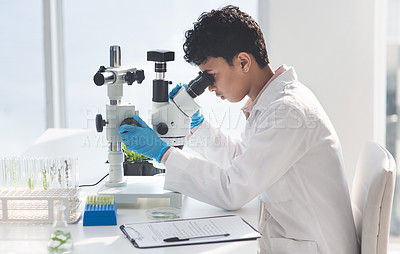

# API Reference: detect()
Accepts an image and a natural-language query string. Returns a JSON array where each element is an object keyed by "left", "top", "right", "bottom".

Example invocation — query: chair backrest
[{"left": 351, "top": 141, "right": 396, "bottom": 254}]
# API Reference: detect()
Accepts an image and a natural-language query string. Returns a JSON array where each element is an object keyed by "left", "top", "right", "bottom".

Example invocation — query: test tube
[
  {"left": 64, "top": 158, "right": 71, "bottom": 189},
  {"left": 63, "top": 158, "right": 78, "bottom": 189},
  {"left": 31, "top": 157, "right": 38, "bottom": 190},
  {"left": 48, "top": 158, "right": 57, "bottom": 189},
  {"left": 0, "top": 158, "right": 4, "bottom": 188},
  {"left": 17, "top": 157, "right": 26, "bottom": 189},
  {"left": 40, "top": 158, "right": 49, "bottom": 190},
  {"left": 5, "top": 157, "right": 16, "bottom": 188},
  {"left": 57, "top": 158, "right": 66, "bottom": 189},
  {"left": 30, "top": 158, "right": 35, "bottom": 190},
  {"left": 25, "top": 158, "right": 35, "bottom": 190},
  {"left": 0, "top": 158, "right": 5, "bottom": 188}
]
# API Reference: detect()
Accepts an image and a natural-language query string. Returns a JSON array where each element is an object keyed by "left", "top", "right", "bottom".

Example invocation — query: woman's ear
[{"left": 237, "top": 52, "right": 251, "bottom": 72}]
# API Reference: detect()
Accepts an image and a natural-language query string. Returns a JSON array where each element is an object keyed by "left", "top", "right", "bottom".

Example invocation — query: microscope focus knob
[
  {"left": 156, "top": 123, "right": 169, "bottom": 135},
  {"left": 135, "top": 70, "right": 145, "bottom": 84},
  {"left": 125, "top": 70, "right": 145, "bottom": 85},
  {"left": 96, "top": 114, "right": 106, "bottom": 132}
]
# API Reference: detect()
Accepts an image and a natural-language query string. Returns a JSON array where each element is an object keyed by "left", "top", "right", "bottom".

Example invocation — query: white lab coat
[{"left": 164, "top": 66, "right": 359, "bottom": 254}]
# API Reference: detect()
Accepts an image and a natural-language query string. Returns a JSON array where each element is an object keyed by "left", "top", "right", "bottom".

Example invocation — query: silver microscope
[{"left": 94, "top": 45, "right": 144, "bottom": 187}]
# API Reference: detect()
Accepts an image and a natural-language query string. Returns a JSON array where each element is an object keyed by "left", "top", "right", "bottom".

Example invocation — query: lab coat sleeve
[
  {"left": 185, "top": 119, "right": 244, "bottom": 168},
  {"left": 164, "top": 102, "right": 315, "bottom": 210}
]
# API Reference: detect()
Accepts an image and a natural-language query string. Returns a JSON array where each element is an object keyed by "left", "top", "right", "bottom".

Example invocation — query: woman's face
[{"left": 199, "top": 56, "right": 249, "bottom": 103}]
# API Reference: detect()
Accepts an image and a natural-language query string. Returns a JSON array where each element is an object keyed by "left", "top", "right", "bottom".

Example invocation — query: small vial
[{"left": 48, "top": 204, "right": 73, "bottom": 253}]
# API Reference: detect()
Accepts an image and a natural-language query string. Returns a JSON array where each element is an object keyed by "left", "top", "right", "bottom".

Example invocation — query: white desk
[
  {"left": 1, "top": 129, "right": 259, "bottom": 253},
  {"left": 0, "top": 189, "right": 259, "bottom": 254}
]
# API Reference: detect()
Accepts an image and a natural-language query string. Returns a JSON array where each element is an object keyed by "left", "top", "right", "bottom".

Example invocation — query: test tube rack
[
  {"left": 0, "top": 188, "right": 81, "bottom": 224},
  {"left": 83, "top": 195, "right": 117, "bottom": 226}
]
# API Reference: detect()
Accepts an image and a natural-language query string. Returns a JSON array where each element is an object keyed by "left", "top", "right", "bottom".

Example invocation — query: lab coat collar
[{"left": 242, "top": 65, "right": 297, "bottom": 119}]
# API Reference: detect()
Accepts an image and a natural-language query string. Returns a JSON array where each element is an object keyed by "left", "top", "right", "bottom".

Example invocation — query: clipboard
[{"left": 120, "top": 214, "right": 261, "bottom": 248}]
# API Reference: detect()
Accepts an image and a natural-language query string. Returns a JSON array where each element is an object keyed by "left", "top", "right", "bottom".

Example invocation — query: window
[{"left": 0, "top": 0, "right": 45, "bottom": 156}]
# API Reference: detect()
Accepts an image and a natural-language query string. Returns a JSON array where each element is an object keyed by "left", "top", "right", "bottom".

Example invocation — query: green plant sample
[
  {"left": 48, "top": 230, "right": 72, "bottom": 253},
  {"left": 64, "top": 160, "right": 70, "bottom": 188},
  {"left": 50, "top": 163, "right": 56, "bottom": 187},
  {"left": 28, "top": 171, "right": 34, "bottom": 190},
  {"left": 122, "top": 143, "right": 149, "bottom": 162},
  {"left": 12, "top": 161, "right": 17, "bottom": 187},
  {"left": 58, "top": 167, "right": 62, "bottom": 186},
  {"left": 42, "top": 166, "right": 48, "bottom": 190}
]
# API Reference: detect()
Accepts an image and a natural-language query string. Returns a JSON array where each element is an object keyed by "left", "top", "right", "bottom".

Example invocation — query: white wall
[{"left": 258, "top": 0, "right": 387, "bottom": 186}]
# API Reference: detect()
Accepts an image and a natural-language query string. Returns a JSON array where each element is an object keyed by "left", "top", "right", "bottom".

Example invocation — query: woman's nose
[{"left": 208, "top": 85, "right": 216, "bottom": 92}]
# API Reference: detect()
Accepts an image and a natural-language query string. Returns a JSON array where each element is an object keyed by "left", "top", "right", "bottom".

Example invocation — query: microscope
[
  {"left": 147, "top": 50, "right": 214, "bottom": 148},
  {"left": 94, "top": 45, "right": 144, "bottom": 187},
  {"left": 93, "top": 46, "right": 213, "bottom": 207}
]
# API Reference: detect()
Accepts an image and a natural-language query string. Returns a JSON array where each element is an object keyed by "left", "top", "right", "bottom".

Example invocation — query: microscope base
[
  {"left": 97, "top": 176, "right": 182, "bottom": 208},
  {"left": 105, "top": 180, "right": 127, "bottom": 187}
]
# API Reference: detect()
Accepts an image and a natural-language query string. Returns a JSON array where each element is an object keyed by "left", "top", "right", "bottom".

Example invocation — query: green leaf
[{"left": 122, "top": 143, "right": 149, "bottom": 162}]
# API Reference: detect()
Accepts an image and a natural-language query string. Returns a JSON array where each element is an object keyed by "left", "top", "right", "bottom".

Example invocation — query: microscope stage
[{"left": 97, "top": 175, "right": 182, "bottom": 208}]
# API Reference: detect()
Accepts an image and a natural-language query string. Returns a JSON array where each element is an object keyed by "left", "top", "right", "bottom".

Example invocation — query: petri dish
[{"left": 146, "top": 207, "right": 181, "bottom": 220}]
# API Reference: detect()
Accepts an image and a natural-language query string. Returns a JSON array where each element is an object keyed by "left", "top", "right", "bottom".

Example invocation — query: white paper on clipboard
[{"left": 120, "top": 215, "right": 261, "bottom": 248}]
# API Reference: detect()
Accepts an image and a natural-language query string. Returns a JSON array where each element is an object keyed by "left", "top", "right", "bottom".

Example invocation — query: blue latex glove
[
  {"left": 190, "top": 110, "right": 204, "bottom": 129},
  {"left": 118, "top": 115, "right": 170, "bottom": 163},
  {"left": 169, "top": 84, "right": 205, "bottom": 129},
  {"left": 168, "top": 84, "right": 186, "bottom": 99}
]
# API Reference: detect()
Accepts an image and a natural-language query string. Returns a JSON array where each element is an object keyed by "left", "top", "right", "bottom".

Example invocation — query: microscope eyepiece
[{"left": 186, "top": 72, "right": 215, "bottom": 98}]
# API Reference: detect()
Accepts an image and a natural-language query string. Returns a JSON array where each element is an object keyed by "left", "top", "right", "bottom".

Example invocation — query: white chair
[{"left": 351, "top": 141, "right": 397, "bottom": 254}]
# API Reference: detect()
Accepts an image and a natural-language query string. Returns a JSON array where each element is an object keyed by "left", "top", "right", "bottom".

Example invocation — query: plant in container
[{"left": 122, "top": 143, "right": 163, "bottom": 176}]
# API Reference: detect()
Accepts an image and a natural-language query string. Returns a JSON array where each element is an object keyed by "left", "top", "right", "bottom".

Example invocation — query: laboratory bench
[
  {"left": 0, "top": 129, "right": 259, "bottom": 253},
  {"left": 0, "top": 186, "right": 259, "bottom": 254}
]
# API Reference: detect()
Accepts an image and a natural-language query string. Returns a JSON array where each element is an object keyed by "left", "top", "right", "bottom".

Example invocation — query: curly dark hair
[{"left": 183, "top": 5, "right": 269, "bottom": 67}]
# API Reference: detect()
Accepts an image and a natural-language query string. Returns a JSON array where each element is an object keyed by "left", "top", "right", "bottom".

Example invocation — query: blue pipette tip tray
[{"left": 83, "top": 197, "right": 117, "bottom": 226}]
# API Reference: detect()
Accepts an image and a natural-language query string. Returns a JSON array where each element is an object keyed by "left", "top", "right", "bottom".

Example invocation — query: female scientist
[{"left": 118, "top": 5, "right": 359, "bottom": 254}]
